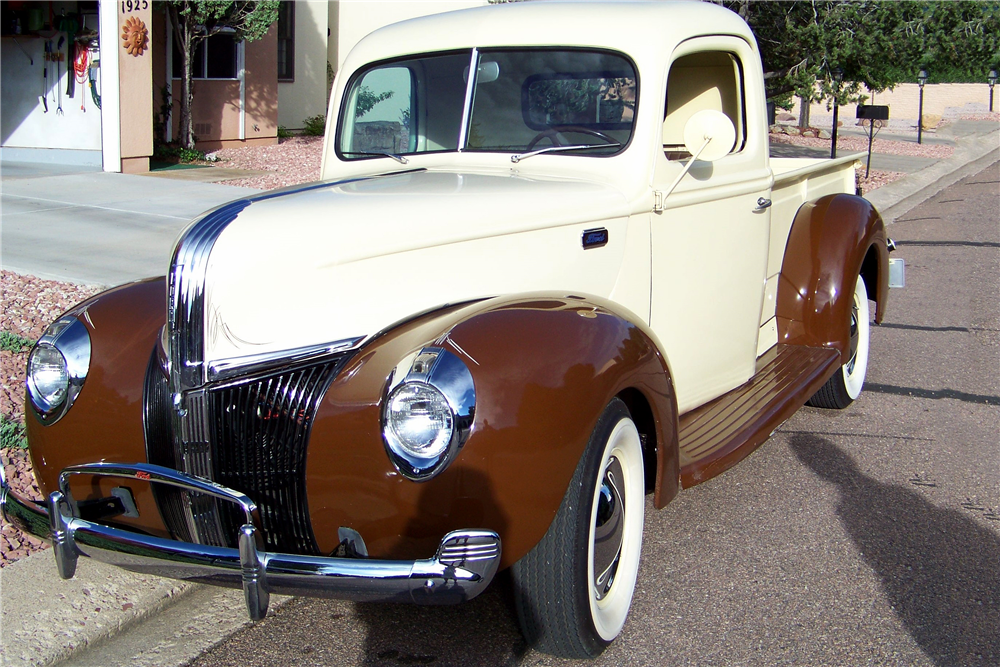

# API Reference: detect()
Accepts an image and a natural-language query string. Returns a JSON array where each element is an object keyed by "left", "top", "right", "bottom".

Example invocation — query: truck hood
[{"left": 199, "top": 169, "right": 632, "bottom": 365}]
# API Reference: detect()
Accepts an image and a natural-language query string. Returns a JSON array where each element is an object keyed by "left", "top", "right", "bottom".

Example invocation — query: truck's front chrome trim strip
[
  {"left": 207, "top": 336, "right": 365, "bottom": 383},
  {"left": 1, "top": 462, "right": 501, "bottom": 617}
]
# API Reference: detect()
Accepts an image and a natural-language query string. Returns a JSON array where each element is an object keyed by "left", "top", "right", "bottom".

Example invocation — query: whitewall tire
[
  {"left": 808, "top": 274, "right": 871, "bottom": 409},
  {"left": 511, "top": 398, "right": 645, "bottom": 658}
]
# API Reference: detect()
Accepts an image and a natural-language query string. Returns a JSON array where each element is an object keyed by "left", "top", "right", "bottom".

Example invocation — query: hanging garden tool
[
  {"left": 56, "top": 36, "right": 65, "bottom": 115},
  {"left": 58, "top": 12, "right": 80, "bottom": 98},
  {"left": 40, "top": 41, "right": 49, "bottom": 113}
]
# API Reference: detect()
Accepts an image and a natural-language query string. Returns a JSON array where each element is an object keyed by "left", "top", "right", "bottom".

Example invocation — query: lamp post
[
  {"left": 989, "top": 69, "right": 997, "bottom": 113},
  {"left": 830, "top": 67, "right": 843, "bottom": 159},
  {"left": 917, "top": 69, "right": 928, "bottom": 144}
]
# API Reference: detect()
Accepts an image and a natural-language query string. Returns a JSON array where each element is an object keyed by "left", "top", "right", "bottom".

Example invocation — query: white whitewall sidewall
[
  {"left": 587, "top": 417, "right": 645, "bottom": 642},
  {"left": 844, "top": 276, "right": 871, "bottom": 400}
]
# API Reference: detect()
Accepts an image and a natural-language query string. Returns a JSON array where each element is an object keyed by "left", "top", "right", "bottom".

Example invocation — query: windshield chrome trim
[
  {"left": 457, "top": 47, "right": 479, "bottom": 151},
  {"left": 207, "top": 336, "right": 366, "bottom": 384}
]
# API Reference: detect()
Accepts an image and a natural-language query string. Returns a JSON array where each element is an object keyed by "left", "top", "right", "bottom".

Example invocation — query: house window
[
  {"left": 277, "top": 2, "right": 294, "bottom": 81},
  {"left": 172, "top": 32, "right": 239, "bottom": 80}
]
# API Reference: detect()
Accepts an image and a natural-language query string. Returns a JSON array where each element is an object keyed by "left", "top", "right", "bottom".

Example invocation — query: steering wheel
[{"left": 525, "top": 126, "right": 618, "bottom": 151}]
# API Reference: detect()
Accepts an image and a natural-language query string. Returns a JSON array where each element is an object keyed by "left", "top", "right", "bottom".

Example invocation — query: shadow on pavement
[
  {"left": 791, "top": 434, "right": 1000, "bottom": 667},
  {"left": 355, "top": 573, "right": 526, "bottom": 667}
]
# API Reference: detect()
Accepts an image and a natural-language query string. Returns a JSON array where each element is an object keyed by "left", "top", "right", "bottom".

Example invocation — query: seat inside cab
[{"left": 663, "top": 52, "right": 744, "bottom": 160}]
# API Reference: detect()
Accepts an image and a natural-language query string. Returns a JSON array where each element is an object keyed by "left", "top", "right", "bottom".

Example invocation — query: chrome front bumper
[{"left": 0, "top": 461, "right": 501, "bottom": 620}]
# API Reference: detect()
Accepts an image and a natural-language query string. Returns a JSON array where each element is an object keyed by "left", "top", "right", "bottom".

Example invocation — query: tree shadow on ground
[{"left": 790, "top": 434, "right": 1000, "bottom": 667}]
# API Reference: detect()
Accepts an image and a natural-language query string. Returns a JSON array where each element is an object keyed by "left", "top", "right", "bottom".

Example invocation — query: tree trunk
[
  {"left": 798, "top": 94, "right": 811, "bottom": 129},
  {"left": 180, "top": 29, "right": 194, "bottom": 150},
  {"left": 168, "top": 3, "right": 199, "bottom": 150}
]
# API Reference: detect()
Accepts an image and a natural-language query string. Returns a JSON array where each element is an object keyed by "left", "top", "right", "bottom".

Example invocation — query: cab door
[{"left": 649, "top": 37, "right": 772, "bottom": 414}]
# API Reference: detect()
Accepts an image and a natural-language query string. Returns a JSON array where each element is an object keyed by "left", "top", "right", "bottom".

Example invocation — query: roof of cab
[{"left": 340, "top": 0, "right": 754, "bottom": 74}]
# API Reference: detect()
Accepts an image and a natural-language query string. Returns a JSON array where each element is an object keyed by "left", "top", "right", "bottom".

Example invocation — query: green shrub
[
  {"left": 277, "top": 125, "right": 293, "bottom": 139},
  {"left": 153, "top": 143, "right": 206, "bottom": 163},
  {"left": 0, "top": 331, "right": 34, "bottom": 353},
  {"left": 177, "top": 147, "right": 206, "bottom": 162},
  {"left": 0, "top": 417, "right": 27, "bottom": 450},
  {"left": 303, "top": 115, "right": 326, "bottom": 136}
]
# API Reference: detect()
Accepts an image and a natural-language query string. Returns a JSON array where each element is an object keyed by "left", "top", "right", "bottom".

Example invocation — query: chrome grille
[
  {"left": 143, "top": 353, "right": 193, "bottom": 542},
  {"left": 144, "top": 350, "right": 349, "bottom": 553},
  {"left": 209, "top": 358, "right": 347, "bottom": 554}
]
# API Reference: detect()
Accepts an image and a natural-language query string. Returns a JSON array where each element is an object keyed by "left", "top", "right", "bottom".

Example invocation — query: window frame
[
  {"left": 171, "top": 29, "right": 241, "bottom": 81},
  {"left": 335, "top": 49, "right": 471, "bottom": 162},
  {"left": 661, "top": 49, "right": 748, "bottom": 160},
  {"left": 277, "top": 1, "right": 295, "bottom": 82}
]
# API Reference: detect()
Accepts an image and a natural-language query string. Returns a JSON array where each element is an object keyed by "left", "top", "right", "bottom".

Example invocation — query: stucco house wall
[
  {"left": 277, "top": 1, "right": 329, "bottom": 131},
  {"left": 151, "top": 13, "right": 278, "bottom": 151}
]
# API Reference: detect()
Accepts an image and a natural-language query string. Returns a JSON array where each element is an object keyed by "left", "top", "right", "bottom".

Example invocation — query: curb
[
  {"left": 864, "top": 125, "right": 1000, "bottom": 223},
  {"left": 0, "top": 551, "right": 194, "bottom": 667},
  {"left": 0, "top": 549, "right": 291, "bottom": 667}
]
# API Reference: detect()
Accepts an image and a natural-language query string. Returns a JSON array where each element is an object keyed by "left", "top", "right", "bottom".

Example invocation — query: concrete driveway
[{"left": 1, "top": 162, "right": 258, "bottom": 286}]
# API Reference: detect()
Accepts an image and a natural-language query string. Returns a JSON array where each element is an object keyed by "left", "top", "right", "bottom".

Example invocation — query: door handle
[{"left": 755, "top": 197, "right": 772, "bottom": 211}]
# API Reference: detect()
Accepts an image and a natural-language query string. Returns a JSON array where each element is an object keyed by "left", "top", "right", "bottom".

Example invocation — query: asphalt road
[{"left": 189, "top": 161, "right": 1000, "bottom": 667}]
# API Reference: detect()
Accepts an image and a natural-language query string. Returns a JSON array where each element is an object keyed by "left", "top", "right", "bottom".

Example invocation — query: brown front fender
[
  {"left": 776, "top": 194, "right": 889, "bottom": 363},
  {"left": 25, "top": 277, "right": 170, "bottom": 537},
  {"left": 306, "top": 294, "right": 679, "bottom": 569}
]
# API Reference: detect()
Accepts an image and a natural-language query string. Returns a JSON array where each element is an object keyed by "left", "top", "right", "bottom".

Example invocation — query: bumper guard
[{"left": 0, "top": 461, "right": 501, "bottom": 620}]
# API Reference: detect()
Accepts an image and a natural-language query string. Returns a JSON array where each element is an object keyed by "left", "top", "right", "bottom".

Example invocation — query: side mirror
[
  {"left": 656, "top": 110, "right": 738, "bottom": 209},
  {"left": 682, "top": 109, "right": 736, "bottom": 162}
]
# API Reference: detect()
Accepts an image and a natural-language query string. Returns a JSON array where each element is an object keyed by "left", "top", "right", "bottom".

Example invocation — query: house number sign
[{"left": 121, "top": 1, "right": 149, "bottom": 11}]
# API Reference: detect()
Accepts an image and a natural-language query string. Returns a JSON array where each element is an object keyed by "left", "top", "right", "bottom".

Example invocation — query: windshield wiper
[
  {"left": 341, "top": 151, "right": 409, "bottom": 164},
  {"left": 510, "top": 142, "right": 622, "bottom": 163}
]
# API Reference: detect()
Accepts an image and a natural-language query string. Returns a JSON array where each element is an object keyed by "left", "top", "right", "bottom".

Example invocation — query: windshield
[{"left": 337, "top": 49, "right": 637, "bottom": 161}]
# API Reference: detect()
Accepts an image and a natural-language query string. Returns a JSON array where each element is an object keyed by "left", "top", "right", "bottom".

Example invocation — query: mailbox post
[{"left": 857, "top": 105, "right": 889, "bottom": 179}]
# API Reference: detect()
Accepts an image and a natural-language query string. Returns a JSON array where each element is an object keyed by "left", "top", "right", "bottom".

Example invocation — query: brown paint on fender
[
  {"left": 307, "top": 294, "right": 678, "bottom": 569},
  {"left": 776, "top": 194, "right": 889, "bottom": 363},
  {"left": 25, "top": 278, "right": 169, "bottom": 538}
]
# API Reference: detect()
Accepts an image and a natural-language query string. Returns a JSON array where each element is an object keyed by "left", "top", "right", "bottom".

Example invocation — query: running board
[{"left": 678, "top": 344, "right": 841, "bottom": 487}]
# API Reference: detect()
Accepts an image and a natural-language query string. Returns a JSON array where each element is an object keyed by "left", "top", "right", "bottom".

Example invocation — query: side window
[
  {"left": 662, "top": 52, "right": 745, "bottom": 160},
  {"left": 344, "top": 67, "right": 414, "bottom": 155}
]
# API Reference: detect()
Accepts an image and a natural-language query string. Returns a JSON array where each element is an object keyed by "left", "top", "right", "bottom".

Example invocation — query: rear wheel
[
  {"left": 808, "top": 274, "right": 871, "bottom": 409},
  {"left": 511, "top": 398, "right": 645, "bottom": 658}
]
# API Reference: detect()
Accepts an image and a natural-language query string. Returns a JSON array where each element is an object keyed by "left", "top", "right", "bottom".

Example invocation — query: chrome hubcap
[
  {"left": 593, "top": 456, "right": 625, "bottom": 600},
  {"left": 846, "top": 296, "right": 860, "bottom": 375}
]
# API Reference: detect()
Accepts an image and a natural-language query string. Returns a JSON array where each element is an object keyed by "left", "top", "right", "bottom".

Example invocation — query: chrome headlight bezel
[
  {"left": 381, "top": 347, "right": 475, "bottom": 481},
  {"left": 26, "top": 316, "right": 92, "bottom": 425}
]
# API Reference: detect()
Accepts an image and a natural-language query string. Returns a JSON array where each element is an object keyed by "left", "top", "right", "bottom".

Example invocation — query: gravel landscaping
[{"left": 208, "top": 135, "right": 324, "bottom": 190}]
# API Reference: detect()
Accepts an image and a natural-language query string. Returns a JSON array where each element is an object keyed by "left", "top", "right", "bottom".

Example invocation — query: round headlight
[
  {"left": 385, "top": 383, "right": 454, "bottom": 460},
  {"left": 26, "top": 315, "right": 91, "bottom": 424},
  {"left": 28, "top": 344, "right": 70, "bottom": 412}
]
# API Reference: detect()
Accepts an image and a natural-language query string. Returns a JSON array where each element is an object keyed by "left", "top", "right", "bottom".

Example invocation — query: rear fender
[
  {"left": 776, "top": 194, "right": 889, "bottom": 363},
  {"left": 307, "top": 293, "right": 679, "bottom": 568}
]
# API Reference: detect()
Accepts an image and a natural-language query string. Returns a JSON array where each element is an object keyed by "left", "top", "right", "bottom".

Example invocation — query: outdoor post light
[
  {"left": 917, "top": 68, "right": 928, "bottom": 144},
  {"left": 989, "top": 69, "right": 997, "bottom": 113},
  {"left": 830, "top": 67, "right": 843, "bottom": 159}
]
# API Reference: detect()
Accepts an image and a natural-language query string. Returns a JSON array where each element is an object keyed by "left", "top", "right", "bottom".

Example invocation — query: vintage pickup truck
[{"left": 2, "top": 0, "right": 904, "bottom": 658}]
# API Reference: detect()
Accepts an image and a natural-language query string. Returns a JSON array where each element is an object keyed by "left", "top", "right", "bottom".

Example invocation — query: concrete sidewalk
[{"left": 0, "top": 120, "right": 997, "bottom": 667}]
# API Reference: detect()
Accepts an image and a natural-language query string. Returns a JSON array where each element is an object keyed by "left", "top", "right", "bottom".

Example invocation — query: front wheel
[
  {"left": 808, "top": 273, "right": 871, "bottom": 409},
  {"left": 511, "top": 398, "right": 645, "bottom": 658}
]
